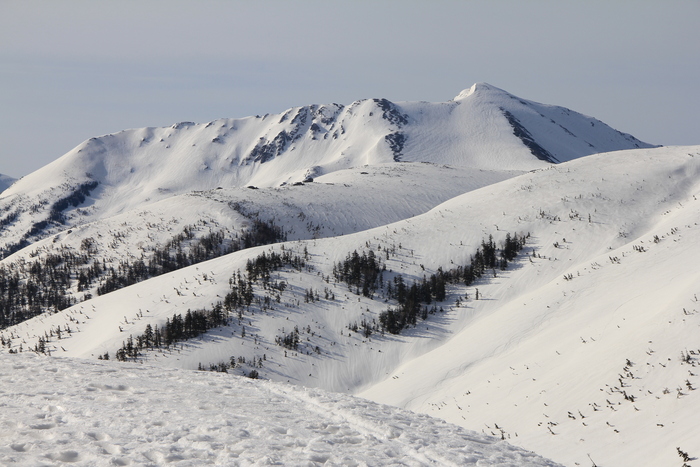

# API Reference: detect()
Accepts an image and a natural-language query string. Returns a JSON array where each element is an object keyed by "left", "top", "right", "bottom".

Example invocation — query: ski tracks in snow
[{"left": 264, "top": 383, "right": 561, "bottom": 466}]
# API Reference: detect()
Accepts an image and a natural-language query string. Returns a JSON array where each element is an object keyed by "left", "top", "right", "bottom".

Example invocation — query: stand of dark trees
[
  {"left": 0, "top": 218, "right": 286, "bottom": 330},
  {"left": 106, "top": 233, "right": 527, "bottom": 369},
  {"left": 1, "top": 181, "right": 100, "bottom": 259},
  {"left": 333, "top": 233, "right": 528, "bottom": 336},
  {"left": 275, "top": 326, "right": 300, "bottom": 350},
  {"left": 110, "top": 247, "right": 308, "bottom": 363},
  {"left": 0, "top": 251, "right": 91, "bottom": 328},
  {"left": 97, "top": 219, "right": 286, "bottom": 295},
  {"left": 379, "top": 233, "right": 527, "bottom": 334},
  {"left": 112, "top": 305, "right": 228, "bottom": 361},
  {"left": 224, "top": 249, "right": 305, "bottom": 313},
  {"left": 332, "top": 249, "right": 385, "bottom": 298}
]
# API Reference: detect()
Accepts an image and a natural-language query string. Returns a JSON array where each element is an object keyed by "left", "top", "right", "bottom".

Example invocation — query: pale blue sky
[{"left": 2, "top": 0, "right": 698, "bottom": 178}]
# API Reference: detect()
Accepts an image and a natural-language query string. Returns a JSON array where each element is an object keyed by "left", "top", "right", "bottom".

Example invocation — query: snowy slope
[
  {"left": 0, "top": 353, "right": 560, "bottom": 466},
  {"left": 0, "top": 83, "right": 652, "bottom": 256},
  {"left": 0, "top": 163, "right": 520, "bottom": 311},
  {"left": 5, "top": 145, "right": 700, "bottom": 466},
  {"left": 359, "top": 146, "right": 700, "bottom": 466}
]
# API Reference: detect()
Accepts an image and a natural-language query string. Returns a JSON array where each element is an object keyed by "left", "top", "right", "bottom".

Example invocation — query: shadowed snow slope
[
  {"left": 0, "top": 174, "right": 15, "bottom": 194},
  {"left": 0, "top": 353, "right": 561, "bottom": 466},
  {"left": 0, "top": 83, "right": 652, "bottom": 255}
]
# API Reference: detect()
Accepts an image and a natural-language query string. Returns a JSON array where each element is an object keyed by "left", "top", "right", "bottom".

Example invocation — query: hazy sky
[{"left": 1, "top": 0, "right": 698, "bottom": 178}]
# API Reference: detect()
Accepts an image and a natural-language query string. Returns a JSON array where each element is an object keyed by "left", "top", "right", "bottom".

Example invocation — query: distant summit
[
  {"left": 453, "top": 81, "right": 501, "bottom": 100},
  {"left": 0, "top": 84, "right": 653, "bottom": 255}
]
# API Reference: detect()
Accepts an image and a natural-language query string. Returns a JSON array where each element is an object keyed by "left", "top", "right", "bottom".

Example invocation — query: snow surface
[
  {"left": 6, "top": 145, "right": 700, "bottom": 465},
  {"left": 0, "top": 353, "right": 560, "bottom": 466},
  {"left": 360, "top": 146, "right": 700, "bottom": 466},
  {"left": 1, "top": 163, "right": 521, "bottom": 269}
]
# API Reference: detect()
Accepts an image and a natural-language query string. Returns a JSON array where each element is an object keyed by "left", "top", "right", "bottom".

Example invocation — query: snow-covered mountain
[
  {"left": 2, "top": 84, "right": 686, "bottom": 466},
  {"left": 0, "top": 83, "right": 652, "bottom": 258},
  {"left": 0, "top": 83, "right": 652, "bottom": 334},
  {"left": 0, "top": 162, "right": 524, "bottom": 331},
  {"left": 5, "top": 144, "right": 700, "bottom": 465}
]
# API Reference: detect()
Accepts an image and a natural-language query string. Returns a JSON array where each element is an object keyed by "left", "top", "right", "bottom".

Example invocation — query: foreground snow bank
[{"left": 0, "top": 353, "right": 559, "bottom": 466}]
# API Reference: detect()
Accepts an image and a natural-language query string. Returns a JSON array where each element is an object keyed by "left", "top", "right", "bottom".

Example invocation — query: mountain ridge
[
  {"left": 0, "top": 84, "right": 653, "bottom": 260},
  {"left": 0, "top": 174, "right": 15, "bottom": 193}
]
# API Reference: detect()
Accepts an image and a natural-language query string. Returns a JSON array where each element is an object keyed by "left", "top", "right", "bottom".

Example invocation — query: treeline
[
  {"left": 104, "top": 233, "right": 526, "bottom": 369},
  {"left": 0, "top": 250, "right": 93, "bottom": 328},
  {"left": 110, "top": 306, "right": 228, "bottom": 361},
  {"left": 108, "top": 247, "right": 309, "bottom": 364},
  {"left": 95, "top": 226, "right": 219, "bottom": 295},
  {"left": 50, "top": 181, "right": 100, "bottom": 224},
  {"left": 100, "top": 245, "right": 312, "bottom": 375},
  {"left": 1, "top": 181, "right": 100, "bottom": 258},
  {"left": 97, "top": 219, "right": 286, "bottom": 296}
]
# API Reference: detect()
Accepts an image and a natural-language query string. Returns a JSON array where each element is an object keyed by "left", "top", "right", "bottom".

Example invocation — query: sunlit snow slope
[
  {"left": 360, "top": 145, "right": 700, "bottom": 466},
  {"left": 0, "top": 163, "right": 521, "bottom": 315},
  {"left": 0, "top": 84, "right": 678, "bottom": 467}
]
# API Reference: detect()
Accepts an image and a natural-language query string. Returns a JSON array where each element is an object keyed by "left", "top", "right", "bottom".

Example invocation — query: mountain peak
[
  {"left": 454, "top": 82, "right": 506, "bottom": 100},
  {"left": 0, "top": 84, "right": 654, "bottom": 257}
]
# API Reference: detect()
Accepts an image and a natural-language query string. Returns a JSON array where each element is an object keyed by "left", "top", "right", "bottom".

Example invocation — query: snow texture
[
  {"left": 6, "top": 145, "right": 700, "bottom": 465},
  {"left": 0, "top": 353, "right": 560, "bottom": 466}
]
